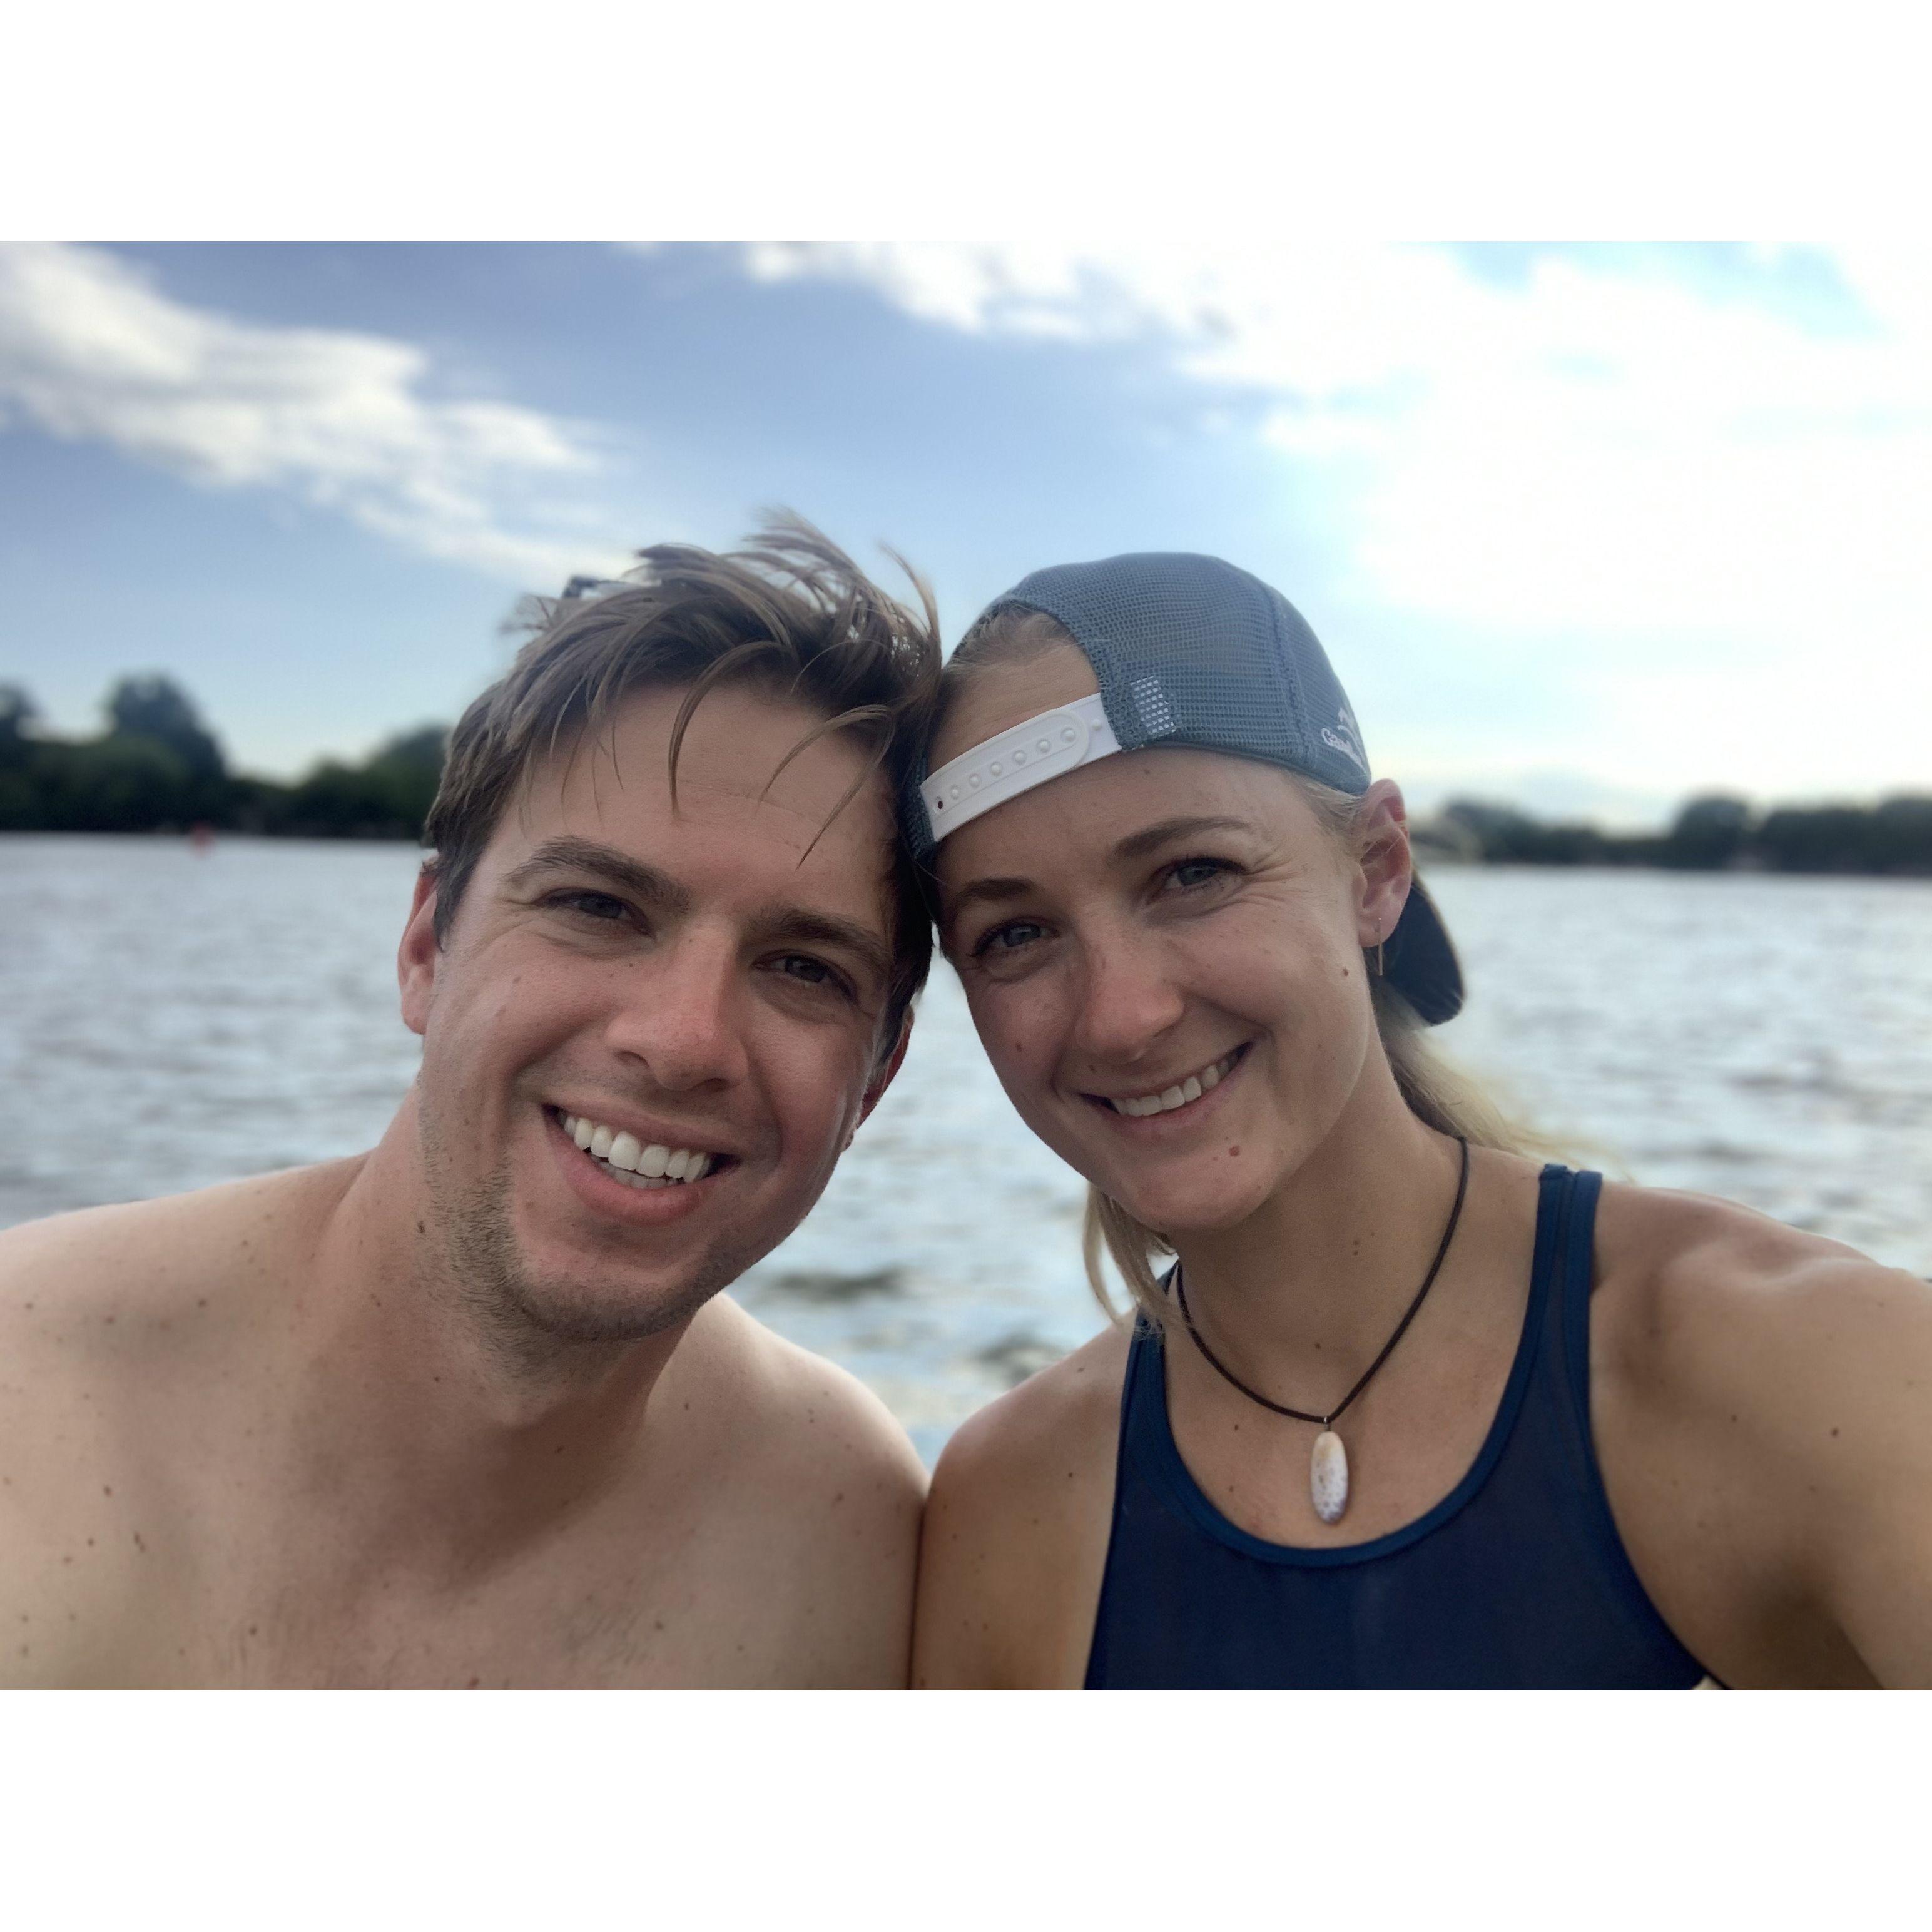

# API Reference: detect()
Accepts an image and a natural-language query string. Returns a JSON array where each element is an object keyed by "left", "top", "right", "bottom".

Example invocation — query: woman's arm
[{"left": 1596, "top": 1188, "right": 1932, "bottom": 1687}]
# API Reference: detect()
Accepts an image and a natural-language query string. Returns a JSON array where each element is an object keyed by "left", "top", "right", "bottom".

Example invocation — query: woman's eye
[
  {"left": 1166, "top": 857, "right": 1236, "bottom": 892},
  {"left": 974, "top": 920, "right": 1045, "bottom": 958}
]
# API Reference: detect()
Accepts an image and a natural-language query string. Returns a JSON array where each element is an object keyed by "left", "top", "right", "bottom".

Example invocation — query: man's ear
[
  {"left": 1353, "top": 780, "right": 1415, "bottom": 949},
  {"left": 398, "top": 865, "right": 444, "bottom": 1038},
  {"left": 853, "top": 1009, "right": 914, "bottom": 1138}
]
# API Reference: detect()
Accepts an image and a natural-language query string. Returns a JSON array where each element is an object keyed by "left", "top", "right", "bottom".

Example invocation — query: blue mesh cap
[{"left": 912, "top": 551, "right": 1463, "bottom": 1025}]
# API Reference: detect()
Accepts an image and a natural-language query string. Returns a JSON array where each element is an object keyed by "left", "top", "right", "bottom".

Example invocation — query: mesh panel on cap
[{"left": 990, "top": 552, "right": 1374, "bottom": 799}]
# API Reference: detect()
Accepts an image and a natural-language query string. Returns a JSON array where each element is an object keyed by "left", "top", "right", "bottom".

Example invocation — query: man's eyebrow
[
  {"left": 502, "top": 839, "right": 890, "bottom": 983},
  {"left": 753, "top": 907, "right": 895, "bottom": 990},
  {"left": 502, "top": 836, "right": 691, "bottom": 913}
]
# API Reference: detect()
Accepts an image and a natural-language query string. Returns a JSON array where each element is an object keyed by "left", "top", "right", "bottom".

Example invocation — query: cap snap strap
[{"left": 920, "top": 691, "right": 1120, "bottom": 844}]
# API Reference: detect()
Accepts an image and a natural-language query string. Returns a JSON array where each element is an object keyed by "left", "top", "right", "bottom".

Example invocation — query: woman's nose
[{"left": 1069, "top": 933, "right": 1186, "bottom": 1067}]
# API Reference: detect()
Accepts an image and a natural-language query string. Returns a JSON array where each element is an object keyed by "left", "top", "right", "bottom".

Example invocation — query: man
[{"left": 0, "top": 520, "right": 938, "bottom": 1687}]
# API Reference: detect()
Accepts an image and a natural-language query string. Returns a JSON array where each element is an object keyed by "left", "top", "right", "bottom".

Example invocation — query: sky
[{"left": 3, "top": 240, "right": 1928, "bottom": 826}]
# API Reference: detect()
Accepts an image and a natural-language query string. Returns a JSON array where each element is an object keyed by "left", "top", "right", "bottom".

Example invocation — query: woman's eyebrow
[
  {"left": 945, "top": 875, "right": 1035, "bottom": 917},
  {"left": 947, "top": 817, "right": 1255, "bottom": 922},
  {"left": 1110, "top": 815, "right": 1253, "bottom": 862}
]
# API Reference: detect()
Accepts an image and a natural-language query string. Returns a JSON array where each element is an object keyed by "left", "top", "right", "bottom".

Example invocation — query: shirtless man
[{"left": 0, "top": 522, "right": 938, "bottom": 1688}]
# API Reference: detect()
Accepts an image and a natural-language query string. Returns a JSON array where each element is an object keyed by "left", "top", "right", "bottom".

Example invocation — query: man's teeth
[
  {"left": 1107, "top": 1050, "right": 1239, "bottom": 1118},
  {"left": 561, "top": 1114, "right": 715, "bottom": 1188}
]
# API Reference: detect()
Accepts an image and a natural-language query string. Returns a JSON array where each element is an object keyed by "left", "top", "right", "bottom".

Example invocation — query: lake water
[{"left": 4, "top": 834, "right": 1929, "bottom": 1463}]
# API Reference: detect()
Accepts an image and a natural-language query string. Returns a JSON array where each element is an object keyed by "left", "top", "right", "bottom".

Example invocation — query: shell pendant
[{"left": 1310, "top": 1430, "right": 1349, "bottom": 1525}]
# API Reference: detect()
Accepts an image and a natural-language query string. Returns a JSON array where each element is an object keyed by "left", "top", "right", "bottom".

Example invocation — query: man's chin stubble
[
  {"left": 447, "top": 1181, "right": 749, "bottom": 1370},
  {"left": 419, "top": 1117, "right": 741, "bottom": 1364}
]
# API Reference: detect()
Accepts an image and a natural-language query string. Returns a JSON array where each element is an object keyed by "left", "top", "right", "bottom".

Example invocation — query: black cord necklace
[{"left": 1172, "top": 1134, "right": 1470, "bottom": 1525}]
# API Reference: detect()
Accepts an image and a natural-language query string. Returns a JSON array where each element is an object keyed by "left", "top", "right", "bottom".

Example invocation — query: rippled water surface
[{"left": 4, "top": 835, "right": 1929, "bottom": 1461}]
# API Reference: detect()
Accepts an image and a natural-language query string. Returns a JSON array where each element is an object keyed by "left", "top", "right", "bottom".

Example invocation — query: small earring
[{"left": 1375, "top": 940, "right": 1385, "bottom": 977}]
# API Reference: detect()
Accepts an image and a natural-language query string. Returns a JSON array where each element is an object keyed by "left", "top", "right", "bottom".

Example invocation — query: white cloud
[
  {"left": 0, "top": 243, "right": 631, "bottom": 586},
  {"left": 738, "top": 242, "right": 1932, "bottom": 796}
]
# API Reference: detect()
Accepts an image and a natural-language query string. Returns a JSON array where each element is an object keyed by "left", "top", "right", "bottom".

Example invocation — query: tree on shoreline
[
  {"left": 0, "top": 674, "right": 448, "bottom": 840},
  {"left": 105, "top": 674, "right": 228, "bottom": 782},
  {"left": 0, "top": 684, "right": 37, "bottom": 749},
  {"left": 1435, "top": 790, "right": 1932, "bottom": 877},
  {"left": 1, "top": 671, "right": 1927, "bottom": 874}
]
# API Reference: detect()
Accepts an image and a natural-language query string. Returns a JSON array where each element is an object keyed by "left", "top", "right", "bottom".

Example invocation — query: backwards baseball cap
[{"left": 908, "top": 551, "right": 1463, "bottom": 1025}]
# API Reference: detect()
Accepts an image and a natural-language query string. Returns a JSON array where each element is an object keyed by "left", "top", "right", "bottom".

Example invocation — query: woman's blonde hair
[{"left": 937, "top": 603, "right": 1563, "bottom": 1333}]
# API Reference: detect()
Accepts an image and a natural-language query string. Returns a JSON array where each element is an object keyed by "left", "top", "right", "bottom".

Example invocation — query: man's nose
[
  {"left": 1069, "top": 930, "right": 1186, "bottom": 1068},
  {"left": 602, "top": 929, "right": 750, "bottom": 1092}
]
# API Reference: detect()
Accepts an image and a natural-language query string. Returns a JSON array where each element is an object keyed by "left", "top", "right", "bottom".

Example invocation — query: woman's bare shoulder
[
  {"left": 914, "top": 1322, "right": 1132, "bottom": 1689},
  {"left": 1585, "top": 1177, "right": 1932, "bottom": 1684},
  {"left": 1590, "top": 1177, "right": 1916, "bottom": 1363},
  {"left": 938, "top": 1322, "right": 1131, "bottom": 1487}
]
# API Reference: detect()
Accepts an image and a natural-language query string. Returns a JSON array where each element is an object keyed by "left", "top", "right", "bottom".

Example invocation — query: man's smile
[
  {"left": 552, "top": 1105, "right": 730, "bottom": 1187},
  {"left": 543, "top": 1105, "right": 738, "bottom": 1224}
]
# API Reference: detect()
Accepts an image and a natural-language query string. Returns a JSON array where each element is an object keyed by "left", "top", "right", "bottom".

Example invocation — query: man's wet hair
[{"left": 424, "top": 514, "right": 943, "bottom": 1042}]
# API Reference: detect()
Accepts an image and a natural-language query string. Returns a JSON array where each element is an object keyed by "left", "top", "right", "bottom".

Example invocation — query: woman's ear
[
  {"left": 397, "top": 865, "right": 443, "bottom": 1039},
  {"left": 1353, "top": 780, "right": 1415, "bottom": 947}
]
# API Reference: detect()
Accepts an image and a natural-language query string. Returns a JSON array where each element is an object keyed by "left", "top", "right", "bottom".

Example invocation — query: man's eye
[
  {"left": 773, "top": 954, "right": 851, "bottom": 997},
  {"left": 550, "top": 890, "right": 630, "bottom": 922}
]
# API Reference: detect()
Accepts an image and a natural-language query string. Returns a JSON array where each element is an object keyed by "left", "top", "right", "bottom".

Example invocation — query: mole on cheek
[{"left": 1228, "top": 1146, "right": 1241, "bottom": 1157}]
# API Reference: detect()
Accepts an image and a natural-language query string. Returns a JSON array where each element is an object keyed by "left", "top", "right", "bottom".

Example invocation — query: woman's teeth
[
  {"left": 561, "top": 1112, "right": 714, "bottom": 1189},
  {"left": 1105, "top": 1049, "right": 1241, "bottom": 1118}
]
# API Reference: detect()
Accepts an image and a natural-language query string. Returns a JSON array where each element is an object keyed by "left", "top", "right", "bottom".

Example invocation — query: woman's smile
[{"left": 1080, "top": 1042, "right": 1251, "bottom": 1122}]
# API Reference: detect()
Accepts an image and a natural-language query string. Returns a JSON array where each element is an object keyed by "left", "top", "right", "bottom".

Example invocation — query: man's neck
[{"left": 288, "top": 1094, "right": 689, "bottom": 1575}]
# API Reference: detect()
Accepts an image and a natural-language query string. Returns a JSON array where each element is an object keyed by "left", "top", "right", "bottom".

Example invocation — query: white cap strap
[{"left": 920, "top": 691, "right": 1121, "bottom": 844}]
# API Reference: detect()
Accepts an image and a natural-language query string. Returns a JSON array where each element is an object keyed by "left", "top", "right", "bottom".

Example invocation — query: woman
[{"left": 908, "top": 552, "right": 1929, "bottom": 1689}]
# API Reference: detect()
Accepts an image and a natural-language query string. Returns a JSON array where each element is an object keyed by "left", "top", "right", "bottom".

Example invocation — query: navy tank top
[{"left": 1085, "top": 1165, "right": 1709, "bottom": 1688}]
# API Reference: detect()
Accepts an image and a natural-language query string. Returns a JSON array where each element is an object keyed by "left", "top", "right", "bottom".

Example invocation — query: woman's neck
[{"left": 1166, "top": 1072, "right": 1467, "bottom": 1373}]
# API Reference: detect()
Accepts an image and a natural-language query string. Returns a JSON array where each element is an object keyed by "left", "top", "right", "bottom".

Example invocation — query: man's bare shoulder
[
  {"left": 0, "top": 1163, "right": 354, "bottom": 1338},
  {"left": 0, "top": 1169, "right": 336, "bottom": 1434},
  {"left": 0, "top": 1176, "right": 293, "bottom": 1446},
  {"left": 646, "top": 1296, "right": 926, "bottom": 1687},
  {"left": 915, "top": 1321, "right": 1129, "bottom": 1689},
  {"left": 671, "top": 1293, "right": 925, "bottom": 1503},
  {"left": 0, "top": 1167, "right": 357, "bottom": 1687}
]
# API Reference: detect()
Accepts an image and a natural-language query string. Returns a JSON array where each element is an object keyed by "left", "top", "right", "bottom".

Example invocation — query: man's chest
[{"left": 113, "top": 1508, "right": 839, "bottom": 1688}]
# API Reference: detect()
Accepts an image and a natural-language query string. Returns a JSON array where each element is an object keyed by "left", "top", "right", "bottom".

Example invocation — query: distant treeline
[
  {"left": 3, "top": 673, "right": 1930, "bottom": 873},
  {"left": 1421, "top": 793, "right": 1932, "bottom": 875},
  {"left": 0, "top": 676, "right": 445, "bottom": 840}
]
